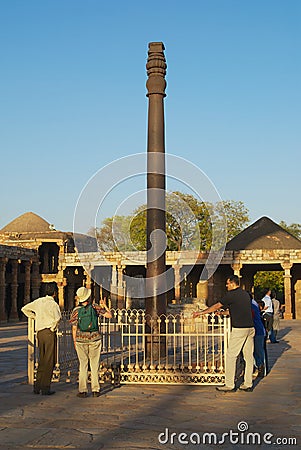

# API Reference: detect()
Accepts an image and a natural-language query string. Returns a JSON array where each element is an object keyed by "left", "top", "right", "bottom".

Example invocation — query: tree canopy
[
  {"left": 96, "top": 192, "right": 250, "bottom": 252},
  {"left": 254, "top": 271, "right": 284, "bottom": 302},
  {"left": 92, "top": 199, "right": 301, "bottom": 301},
  {"left": 279, "top": 221, "right": 301, "bottom": 240}
]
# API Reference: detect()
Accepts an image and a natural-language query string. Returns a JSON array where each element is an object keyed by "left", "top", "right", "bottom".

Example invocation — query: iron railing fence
[{"left": 27, "top": 309, "right": 231, "bottom": 386}]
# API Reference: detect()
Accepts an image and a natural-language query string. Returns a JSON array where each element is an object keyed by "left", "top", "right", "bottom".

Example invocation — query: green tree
[
  {"left": 96, "top": 193, "right": 250, "bottom": 252},
  {"left": 129, "top": 208, "right": 146, "bottom": 251},
  {"left": 165, "top": 192, "right": 211, "bottom": 251},
  {"left": 97, "top": 216, "right": 136, "bottom": 252},
  {"left": 101, "top": 192, "right": 204, "bottom": 252},
  {"left": 216, "top": 200, "right": 250, "bottom": 241},
  {"left": 254, "top": 271, "right": 284, "bottom": 301},
  {"left": 279, "top": 221, "right": 301, "bottom": 240}
]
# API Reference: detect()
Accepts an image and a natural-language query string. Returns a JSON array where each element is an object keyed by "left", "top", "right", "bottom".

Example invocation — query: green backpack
[{"left": 78, "top": 305, "right": 99, "bottom": 332}]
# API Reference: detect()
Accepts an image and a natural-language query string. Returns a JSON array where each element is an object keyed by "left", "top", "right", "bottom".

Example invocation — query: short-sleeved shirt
[
  {"left": 220, "top": 287, "right": 254, "bottom": 328},
  {"left": 262, "top": 295, "right": 273, "bottom": 314}
]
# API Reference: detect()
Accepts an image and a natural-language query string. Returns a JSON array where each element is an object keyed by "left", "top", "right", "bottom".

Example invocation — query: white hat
[{"left": 76, "top": 286, "right": 91, "bottom": 303}]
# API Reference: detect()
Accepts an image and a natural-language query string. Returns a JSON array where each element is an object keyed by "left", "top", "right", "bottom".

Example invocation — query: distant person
[
  {"left": 21, "top": 283, "right": 61, "bottom": 395},
  {"left": 271, "top": 290, "right": 281, "bottom": 341},
  {"left": 279, "top": 301, "right": 285, "bottom": 319},
  {"left": 193, "top": 275, "right": 255, "bottom": 392},
  {"left": 261, "top": 288, "right": 278, "bottom": 343},
  {"left": 257, "top": 300, "right": 269, "bottom": 374},
  {"left": 70, "top": 287, "right": 112, "bottom": 398},
  {"left": 250, "top": 296, "right": 266, "bottom": 377}
]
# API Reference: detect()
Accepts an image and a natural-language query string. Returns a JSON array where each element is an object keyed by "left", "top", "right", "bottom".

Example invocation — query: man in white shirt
[
  {"left": 21, "top": 283, "right": 61, "bottom": 395},
  {"left": 262, "top": 289, "right": 273, "bottom": 314},
  {"left": 261, "top": 288, "right": 278, "bottom": 343}
]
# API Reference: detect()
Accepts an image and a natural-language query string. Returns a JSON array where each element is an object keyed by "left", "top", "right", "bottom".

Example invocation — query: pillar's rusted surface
[{"left": 145, "top": 42, "right": 167, "bottom": 320}]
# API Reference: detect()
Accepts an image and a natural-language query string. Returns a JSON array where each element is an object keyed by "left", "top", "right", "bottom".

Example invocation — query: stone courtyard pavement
[{"left": 0, "top": 320, "right": 300, "bottom": 450}]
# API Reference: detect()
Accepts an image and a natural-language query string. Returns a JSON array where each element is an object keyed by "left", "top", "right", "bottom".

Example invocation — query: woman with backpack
[{"left": 70, "top": 286, "right": 112, "bottom": 398}]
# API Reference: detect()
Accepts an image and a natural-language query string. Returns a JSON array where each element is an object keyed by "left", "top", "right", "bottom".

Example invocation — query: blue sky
[{"left": 1, "top": 0, "right": 300, "bottom": 233}]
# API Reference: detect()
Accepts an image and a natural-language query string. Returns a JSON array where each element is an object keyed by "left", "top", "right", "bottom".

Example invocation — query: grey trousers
[{"left": 75, "top": 340, "right": 101, "bottom": 393}]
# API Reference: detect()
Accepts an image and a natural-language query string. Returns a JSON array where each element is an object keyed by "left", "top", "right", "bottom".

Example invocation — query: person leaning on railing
[
  {"left": 193, "top": 275, "right": 255, "bottom": 393},
  {"left": 21, "top": 282, "right": 61, "bottom": 395}
]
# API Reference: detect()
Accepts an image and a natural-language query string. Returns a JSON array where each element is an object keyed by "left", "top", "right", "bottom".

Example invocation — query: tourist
[
  {"left": 193, "top": 275, "right": 255, "bottom": 392},
  {"left": 271, "top": 290, "right": 281, "bottom": 341},
  {"left": 250, "top": 295, "right": 266, "bottom": 377},
  {"left": 261, "top": 288, "right": 278, "bottom": 343},
  {"left": 21, "top": 282, "right": 61, "bottom": 395},
  {"left": 70, "top": 287, "right": 112, "bottom": 398},
  {"left": 257, "top": 300, "right": 269, "bottom": 374},
  {"left": 235, "top": 293, "right": 267, "bottom": 380}
]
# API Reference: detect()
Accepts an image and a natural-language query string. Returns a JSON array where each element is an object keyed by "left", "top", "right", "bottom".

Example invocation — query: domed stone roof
[{"left": 0, "top": 212, "right": 53, "bottom": 233}]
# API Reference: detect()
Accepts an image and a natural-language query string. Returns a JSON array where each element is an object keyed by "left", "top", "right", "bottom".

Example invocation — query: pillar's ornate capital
[
  {"left": 146, "top": 42, "right": 167, "bottom": 97},
  {"left": 281, "top": 261, "right": 292, "bottom": 271}
]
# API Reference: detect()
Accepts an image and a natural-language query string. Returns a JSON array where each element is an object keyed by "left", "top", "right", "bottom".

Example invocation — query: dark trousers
[
  {"left": 263, "top": 313, "right": 277, "bottom": 342},
  {"left": 254, "top": 335, "right": 265, "bottom": 368},
  {"left": 35, "top": 328, "right": 56, "bottom": 391}
]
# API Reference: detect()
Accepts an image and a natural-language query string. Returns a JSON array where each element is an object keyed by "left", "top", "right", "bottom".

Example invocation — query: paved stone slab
[{"left": 0, "top": 320, "right": 300, "bottom": 449}]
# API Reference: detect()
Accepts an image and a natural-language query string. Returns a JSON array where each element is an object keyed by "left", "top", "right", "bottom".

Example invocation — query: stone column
[
  {"left": 85, "top": 271, "right": 92, "bottom": 290},
  {"left": 231, "top": 262, "right": 242, "bottom": 278},
  {"left": 67, "top": 282, "right": 75, "bottom": 310},
  {"left": 58, "top": 243, "right": 65, "bottom": 261},
  {"left": 94, "top": 282, "right": 100, "bottom": 304},
  {"left": 293, "top": 279, "right": 301, "bottom": 320},
  {"left": 196, "top": 280, "right": 208, "bottom": 302},
  {"left": 231, "top": 262, "right": 247, "bottom": 289},
  {"left": 43, "top": 247, "right": 49, "bottom": 273},
  {"left": 57, "top": 278, "right": 67, "bottom": 310},
  {"left": 0, "top": 257, "right": 7, "bottom": 321},
  {"left": 172, "top": 264, "right": 182, "bottom": 303},
  {"left": 24, "top": 260, "right": 32, "bottom": 305},
  {"left": 207, "top": 274, "right": 215, "bottom": 306},
  {"left": 111, "top": 265, "right": 117, "bottom": 288},
  {"left": 31, "top": 262, "right": 41, "bottom": 299},
  {"left": 110, "top": 265, "right": 118, "bottom": 308},
  {"left": 10, "top": 259, "right": 19, "bottom": 320},
  {"left": 117, "top": 265, "right": 126, "bottom": 308},
  {"left": 281, "top": 262, "right": 293, "bottom": 319},
  {"left": 99, "top": 283, "right": 103, "bottom": 301}
]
